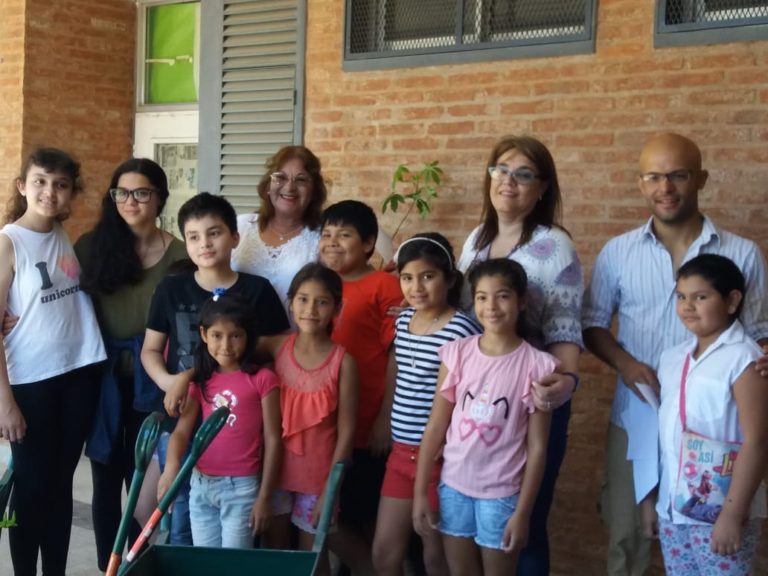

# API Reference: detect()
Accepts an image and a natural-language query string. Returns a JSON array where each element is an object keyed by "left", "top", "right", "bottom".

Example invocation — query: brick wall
[
  {"left": 0, "top": 0, "right": 135, "bottom": 238},
  {"left": 0, "top": 0, "right": 26, "bottom": 203},
  {"left": 304, "top": 1, "right": 768, "bottom": 573}
]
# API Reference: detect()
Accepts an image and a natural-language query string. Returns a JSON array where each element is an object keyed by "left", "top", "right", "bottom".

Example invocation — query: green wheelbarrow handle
[
  {"left": 105, "top": 411, "right": 164, "bottom": 576},
  {"left": 117, "top": 406, "right": 230, "bottom": 576},
  {"left": 0, "top": 458, "right": 14, "bottom": 540},
  {"left": 312, "top": 461, "right": 346, "bottom": 554}
]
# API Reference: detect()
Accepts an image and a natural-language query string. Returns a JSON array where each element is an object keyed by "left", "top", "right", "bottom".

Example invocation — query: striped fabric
[
  {"left": 390, "top": 309, "right": 481, "bottom": 445},
  {"left": 583, "top": 216, "right": 768, "bottom": 430}
]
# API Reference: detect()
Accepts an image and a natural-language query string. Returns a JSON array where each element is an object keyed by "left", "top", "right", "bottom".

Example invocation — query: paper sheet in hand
[{"left": 635, "top": 382, "right": 660, "bottom": 412}]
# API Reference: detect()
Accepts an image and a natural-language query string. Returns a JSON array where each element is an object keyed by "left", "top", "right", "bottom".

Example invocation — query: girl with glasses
[{"left": 75, "top": 158, "right": 188, "bottom": 571}]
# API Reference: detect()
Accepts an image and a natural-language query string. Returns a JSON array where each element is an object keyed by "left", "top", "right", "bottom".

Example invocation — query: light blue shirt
[{"left": 583, "top": 215, "right": 768, "bottom": 431}]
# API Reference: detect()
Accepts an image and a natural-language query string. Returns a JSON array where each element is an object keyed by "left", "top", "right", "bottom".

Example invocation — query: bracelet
[{"left": 563, "top": 371, "right": 580, "bottom": 391}]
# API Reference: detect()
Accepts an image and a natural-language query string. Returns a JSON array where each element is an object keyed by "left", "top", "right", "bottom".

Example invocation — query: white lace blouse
[{"left": 231, "top": 214, "right": 320, "bottom": 315}]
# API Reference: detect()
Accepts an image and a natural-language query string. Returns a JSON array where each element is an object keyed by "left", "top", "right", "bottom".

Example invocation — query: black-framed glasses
[
  {"left": 269, "top": 172, "right": 312, "bottom": 189},
  {"left": 109, "top": 187, "right": 156, "bottom": 203},
  {"left": 639, "top": 170, "right": 694, "bottom": 185},
  {"left": 488, "top": 165, "right": 540, "bottom": 185}
]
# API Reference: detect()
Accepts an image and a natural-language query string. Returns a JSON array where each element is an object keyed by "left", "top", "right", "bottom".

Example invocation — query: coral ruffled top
[{"left": 275, "top": 334, "right": 344, "bottom": 494}]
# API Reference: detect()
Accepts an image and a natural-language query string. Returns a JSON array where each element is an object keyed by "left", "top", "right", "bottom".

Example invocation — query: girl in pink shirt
[
  {"left": 413, "top": 258, "right": 557, "bottom": 575},
  {"left": 258, "top": 263, "right": 358, "bottom": 575},
  {"left": 157, "top": 293, "right": 282, "bottom": 549}
]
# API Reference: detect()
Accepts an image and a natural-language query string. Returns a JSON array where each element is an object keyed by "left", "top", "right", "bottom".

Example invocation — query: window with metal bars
[
  {"left": 344, "top": 0, "right": 597, "bottom": 70},
  {"left": 656, "top": 0, "right": 768, "bottom": 46}
]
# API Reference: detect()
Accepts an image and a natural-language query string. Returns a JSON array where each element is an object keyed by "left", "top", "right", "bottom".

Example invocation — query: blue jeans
[
  {"left": 516, "top": 400, "right": 571, "bottom": 576},
  {"left": 156, "top": 432, "right": 192, "bottom": 545},
  {"left": 189, "top": 470, "right": 259, "bottom": 548}
]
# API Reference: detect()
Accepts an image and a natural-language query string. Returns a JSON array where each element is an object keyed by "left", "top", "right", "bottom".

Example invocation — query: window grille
[
  {"left": 656, "top": 0, "right": 768, "bottom": 46},
  {"left": 345, "top": 0, "right": 596, "bottom": 70}
]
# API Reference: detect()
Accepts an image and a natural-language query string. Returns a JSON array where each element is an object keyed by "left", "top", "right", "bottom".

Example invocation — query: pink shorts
[
  {"left": 381, "top": 442, "right": 441, "bottom": 511},
  {"left": 272, "top": 489, "right": 338, "bottom": 535}
]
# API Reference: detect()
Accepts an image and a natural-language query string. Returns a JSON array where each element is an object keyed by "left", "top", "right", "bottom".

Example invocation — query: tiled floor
[{"left": 0, "top": 441, "right": 100, "bottom": 576}]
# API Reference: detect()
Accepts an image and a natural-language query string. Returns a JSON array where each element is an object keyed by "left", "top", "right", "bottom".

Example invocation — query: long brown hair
[
  {"left": 256, "top": 145, "right": 327, "bottom": 231},
  {"left": 474, "top": 135, "right": 564, "bottom": 251}
]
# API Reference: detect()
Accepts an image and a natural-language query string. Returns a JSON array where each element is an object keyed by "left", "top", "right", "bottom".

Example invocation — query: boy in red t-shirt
[{"left": 319, "top": 200, "right": 402, "bottom": 573}]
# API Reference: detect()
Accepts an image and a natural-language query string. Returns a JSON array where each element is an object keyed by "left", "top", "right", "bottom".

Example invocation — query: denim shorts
[
  {"left": 189, "top": 469, "right": 260, "bottom": 549},
  {"left": 438, "top": 482, "right": 519, "bottom": 550}
]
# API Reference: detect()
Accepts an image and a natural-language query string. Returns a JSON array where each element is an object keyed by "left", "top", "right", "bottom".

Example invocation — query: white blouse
[
  {"left": 656, "top": 320, "right": 766, "bottom": 524},
  {"left": 231, "top": 213, "right": 320, "bottom": 316}
]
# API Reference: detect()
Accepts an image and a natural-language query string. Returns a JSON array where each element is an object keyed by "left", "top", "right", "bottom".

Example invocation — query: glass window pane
[{"left": 146, "top": 2, "right": 200, "bottom": 104}]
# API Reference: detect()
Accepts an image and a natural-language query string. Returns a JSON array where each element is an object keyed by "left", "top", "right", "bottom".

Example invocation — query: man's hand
[{"left": 617, "top": 357, "right": 660, "bottom": 402}]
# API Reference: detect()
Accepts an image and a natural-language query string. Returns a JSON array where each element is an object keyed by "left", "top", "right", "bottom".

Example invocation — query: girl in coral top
[{"left": 259, "top": 263, "right": 358, "bottom": 573}]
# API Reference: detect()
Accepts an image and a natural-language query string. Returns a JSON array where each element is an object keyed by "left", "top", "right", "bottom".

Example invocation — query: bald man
[{"left": 582, "top": 133, "right": 768, "bottom": 576}]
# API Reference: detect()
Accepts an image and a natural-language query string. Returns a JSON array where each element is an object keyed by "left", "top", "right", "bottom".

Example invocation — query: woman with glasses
[
  {"left": 75, "top": 158, "right": 188, "bottom": 571},
  {"left": 231, "top": 145, "right": 327, "bottom": 317},
  {"left": 456, "top": 135, "right": 583, "bottom": 576}
]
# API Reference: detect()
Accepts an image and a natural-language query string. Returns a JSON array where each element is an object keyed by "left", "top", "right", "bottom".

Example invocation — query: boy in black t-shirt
[{"left": 140, "top": 193, "right": 288, "bottom": 544}]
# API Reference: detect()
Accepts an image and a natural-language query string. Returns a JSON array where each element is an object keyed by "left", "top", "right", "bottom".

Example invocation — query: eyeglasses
[
  {"left": 639, "top": 170, "right": 694, "bottom": 185},
  {"left": 109, "top": 187, "right": 156, "bottom": 203},
  {"left": 269, "top": 172, "right": 312, "bottom": 189},
  {"left": 488, "top": 165, "right": 540, "bottom": 185}
]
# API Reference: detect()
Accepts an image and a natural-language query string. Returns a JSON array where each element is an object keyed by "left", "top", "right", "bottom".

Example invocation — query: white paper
[
  {"left": 623, "top": 394, "right": 660, "bottom": 504},
  {"left": 635, "top": 382, "right": 660, "bottom": 412}
]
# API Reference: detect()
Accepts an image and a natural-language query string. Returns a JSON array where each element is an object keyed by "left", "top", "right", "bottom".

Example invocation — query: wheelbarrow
[{"left": 112, "top": 405, "right": 346, "bottom": 576}]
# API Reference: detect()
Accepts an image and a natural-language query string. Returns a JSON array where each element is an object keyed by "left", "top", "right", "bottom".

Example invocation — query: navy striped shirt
[{"left": 391, "top": 309, "right": 482, "bottom": 444}]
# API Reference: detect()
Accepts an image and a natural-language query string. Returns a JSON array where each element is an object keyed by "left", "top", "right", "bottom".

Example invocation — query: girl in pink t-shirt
[
  {"left": 413, "top": 258, "right": 557, "bottom": 574},
  {"left": 257, "top": 263, "right": 358, "bottom": 574},
  {"left": 157, "top": 292, "right": 282, "bottom": 549}
]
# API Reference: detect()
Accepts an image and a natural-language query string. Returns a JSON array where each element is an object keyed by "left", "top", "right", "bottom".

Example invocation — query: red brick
[
  {"left": 687, "top": 89, "right": 756, "bottom": 106},
  {"left": 427, "top": 121, "right": 475, "bottom": 135}
]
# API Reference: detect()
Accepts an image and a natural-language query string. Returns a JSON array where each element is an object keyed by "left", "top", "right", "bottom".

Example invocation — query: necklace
[
  {"left": 408, "top": 310, "right": 445, "bottom": 368},
  {"left": 267, "top": 222, "right": 303, "bottom": 242}
]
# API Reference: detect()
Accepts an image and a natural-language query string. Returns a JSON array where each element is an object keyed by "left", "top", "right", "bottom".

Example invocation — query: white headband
[{"left": 394, "top": 237, "right": 454, "bottom": 271}]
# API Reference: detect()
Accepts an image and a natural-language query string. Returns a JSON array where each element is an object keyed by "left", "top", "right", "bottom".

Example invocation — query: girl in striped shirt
[{"left": 372, "top": 233, "right": 480, "bottom": 576}]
